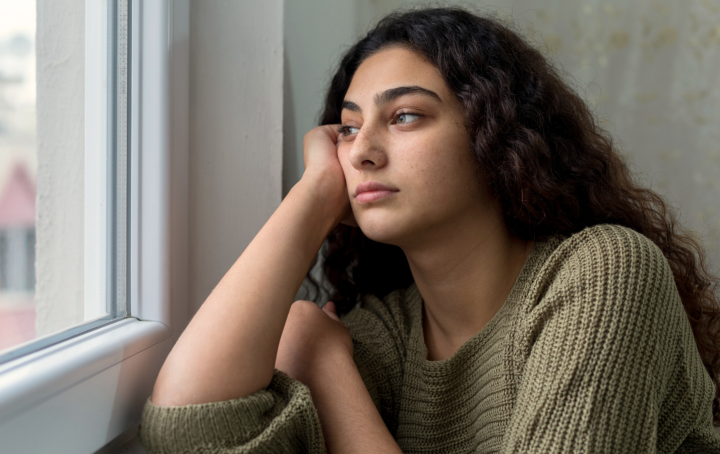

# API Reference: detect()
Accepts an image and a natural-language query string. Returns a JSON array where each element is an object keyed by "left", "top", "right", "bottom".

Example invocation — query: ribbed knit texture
[{"left": 138, "top": 224, "right": 720, "bottom": 453}]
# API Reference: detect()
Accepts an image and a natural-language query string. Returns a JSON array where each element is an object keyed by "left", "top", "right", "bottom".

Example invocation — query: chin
[{"left": 355, "top": 212, "right": 408, "bottom": 246}]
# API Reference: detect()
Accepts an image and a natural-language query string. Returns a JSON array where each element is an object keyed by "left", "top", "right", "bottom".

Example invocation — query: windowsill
[
  {"left": 94, "top": 423, "right": 147, "bottom": 454},
  {"left": 0, "top": 318, "right": 169, "bottom": 419},
  {"left": 0, "top": 318, "right": 172, "bottom": 453}
]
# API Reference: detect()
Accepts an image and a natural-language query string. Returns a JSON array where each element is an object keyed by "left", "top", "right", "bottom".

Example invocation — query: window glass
[
  {"left": 0, "top": 1, "right": 38, "bottom": 352},
  {"left": 0, "top": 0, "right": 129, "bottom": 362}
]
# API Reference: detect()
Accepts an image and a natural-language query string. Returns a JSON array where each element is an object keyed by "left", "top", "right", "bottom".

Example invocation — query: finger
[
  {"left": 322, "top": 301, "right": 341, "bottom": 321},
  {"left": 320, "top": 124, "right": 343, "bottom": 145},
  {"left": 324, "top": 311, "right": 340, "bottom": 322}
]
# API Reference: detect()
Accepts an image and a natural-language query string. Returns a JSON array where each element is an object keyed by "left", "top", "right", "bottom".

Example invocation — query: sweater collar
[{"left": 402, "top": 234, "right": 564, "bottom": 369}]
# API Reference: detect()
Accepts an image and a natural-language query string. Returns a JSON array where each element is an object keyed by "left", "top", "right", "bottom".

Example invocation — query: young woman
[{"left": 139, "top": 7, "right": 720, "bottom": 453}]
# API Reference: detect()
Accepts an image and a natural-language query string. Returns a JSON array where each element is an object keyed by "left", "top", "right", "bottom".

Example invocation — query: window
[
  {"left": 0, "top": 0, "right": 131, "bottom": 364},
  {"left": 0, "top": 1, "right": 37, "bottom": 352},
  {"left": 0, "top": 1, "right": 189, "bottom": 452}
]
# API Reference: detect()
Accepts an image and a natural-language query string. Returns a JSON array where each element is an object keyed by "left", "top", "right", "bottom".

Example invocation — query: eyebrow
[{"left": 341, "top": 86, "right": 441, "bottom": 113}]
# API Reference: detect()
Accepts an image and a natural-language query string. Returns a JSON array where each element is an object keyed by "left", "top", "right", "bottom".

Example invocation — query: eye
[
  {"left": 396, "top": 112, "right": 422, "bottom": 125},
  {"left": 337, "top": 124, "right": 360, "bottom": 138}
]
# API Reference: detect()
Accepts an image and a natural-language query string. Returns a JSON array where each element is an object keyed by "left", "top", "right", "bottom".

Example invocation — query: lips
[{"left": 354, "top": 181, "right": 398, "bottom": 197}]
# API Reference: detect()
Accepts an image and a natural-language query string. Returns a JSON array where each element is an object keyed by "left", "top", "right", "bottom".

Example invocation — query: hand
[
  {"left": 300, "top": 125, "right": 357, "bottom": 227},
  {"left": 275, "top": 300, "right": 354, "bottom": 388}
]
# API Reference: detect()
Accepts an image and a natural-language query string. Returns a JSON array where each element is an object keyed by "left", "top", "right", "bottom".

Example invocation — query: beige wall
[
  {"left": 282, "top": 0, "right": 356, "bottom": 196},
  {"left": 188, "top": 0, "right": 284, "bottom": 316}
]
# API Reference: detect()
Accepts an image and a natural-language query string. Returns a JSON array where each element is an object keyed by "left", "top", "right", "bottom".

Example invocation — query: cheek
[
  {"left": 337, "top": 146, "right": 354, "bottom": 180},
  {"left": 402, "top": 144, "right": 457, "bottom": 195},
  {"left": 404, "top": 141, "right": 478, "bottom": 209}
]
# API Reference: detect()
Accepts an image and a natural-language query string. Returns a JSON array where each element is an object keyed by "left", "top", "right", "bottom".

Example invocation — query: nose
[{"left": 348, "top": 123, "right": 388, "bottom": 171}]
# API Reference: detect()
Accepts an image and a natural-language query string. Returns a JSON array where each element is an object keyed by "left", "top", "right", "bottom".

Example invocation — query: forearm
[
  {"left": 152, "top": 177, "right": 340, "bottom": 406},
  {"left": 308, "top": 353, "right": 403, "bottom": 454}
]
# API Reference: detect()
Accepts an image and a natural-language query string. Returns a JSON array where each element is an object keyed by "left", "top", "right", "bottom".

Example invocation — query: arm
[
  {"left": 309, "top": 344, "right": 404, "bottom": 454},
  {"left": 277, "top": 301, "right": 403, "bottom": 454},
  {"left": 151, "top": 126, "right": 350, "bottom": 406}
]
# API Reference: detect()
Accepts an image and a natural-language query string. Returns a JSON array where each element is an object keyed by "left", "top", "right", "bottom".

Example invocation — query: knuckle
[
  {"left": 303, "top": 128, "right": 317, "bottom": 142},
  {"left": 290, "top": 299, "right": 317, "bottom": 314}
]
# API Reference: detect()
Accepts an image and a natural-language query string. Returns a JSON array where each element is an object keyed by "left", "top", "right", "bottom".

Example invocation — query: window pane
[
  {"left": 0, "top": 0, "right": 129, "bottom": 362},
  {"left": 0, "top": 1, "right": 37, "bottom": 352}
]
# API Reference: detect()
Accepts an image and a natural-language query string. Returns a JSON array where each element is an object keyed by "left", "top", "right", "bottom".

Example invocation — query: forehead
[{"left": 345, "top": 47, "right": 450, "bottom": 103}]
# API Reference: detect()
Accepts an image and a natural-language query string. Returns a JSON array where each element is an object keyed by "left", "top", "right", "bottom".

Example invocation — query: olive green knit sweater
[{"left": 138, "top": 224, "right": 720, "bottom": 453}]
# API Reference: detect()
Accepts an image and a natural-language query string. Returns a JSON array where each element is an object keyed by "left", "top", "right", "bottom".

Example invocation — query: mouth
[
  {"left": 354, "top": 181, "right": 399, "bottom": 203},
  {"left": 356, "top": 190, "right": 397, "bottom": 203}
]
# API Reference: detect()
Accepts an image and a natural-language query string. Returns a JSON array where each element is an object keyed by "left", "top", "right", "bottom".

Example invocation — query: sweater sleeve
[
  {"left": 137, "top": 289, "right": 410, "bottom": 454},
  {"left": 137, "top": 368, "right": 327, "bottom": 454},
  {"left": 502, "top": 225, "right": 720, "bottom": 453}
]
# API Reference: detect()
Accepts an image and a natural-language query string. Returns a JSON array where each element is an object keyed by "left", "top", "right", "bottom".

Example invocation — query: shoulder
[
  {"left": 557, "top": 223, "right": 667, "bottom": 270},
  {"left": 518, "top": 224, "right": 689, "bottom": 369},
  {"left": 546, "top": 223, "right": 674, "bottom": 293},
  {"left": 505, "top": 226, "right": 714, "bottom": 453},
  {"left": 525, "top": 223, "right": 680, "bottom": 326}
]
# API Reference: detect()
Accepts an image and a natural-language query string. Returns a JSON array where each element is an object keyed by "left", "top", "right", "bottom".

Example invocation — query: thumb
[{"left": 322, "top": 301, "right": 340, "bottom": 321}]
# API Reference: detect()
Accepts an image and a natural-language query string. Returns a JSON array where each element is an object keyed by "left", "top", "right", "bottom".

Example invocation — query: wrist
[
  {"left": 304, "top": 350, "right": 360, "bottom": 417},
  {"left": 305, "top": 350, "right": 403, "bottom": 454},
  {"left": 293, "top": 172, "right": 348, "bottom": 228},
  {"left": 307, "top": 347, "right": 356, "bottom": 388}
]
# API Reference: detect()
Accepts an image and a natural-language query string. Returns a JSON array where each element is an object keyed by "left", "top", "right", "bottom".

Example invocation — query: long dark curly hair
[{"left": 303, "top": 6, "right": 720, "bottom": 424}]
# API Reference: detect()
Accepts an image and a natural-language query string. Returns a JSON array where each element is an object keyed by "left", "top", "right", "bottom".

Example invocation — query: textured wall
[
  {"left": 483, "top": 0, "right": 720, "bottom": 272},
  {"left": 188, "top": 0, "right": 284, "bottom": 316},
  {"left": 35, "top": 0, "right": 85, "bottom": 336}
]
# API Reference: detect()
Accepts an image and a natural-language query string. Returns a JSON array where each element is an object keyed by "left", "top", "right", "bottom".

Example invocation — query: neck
[{"left": 400, "top": 207, "right": 533, "bottom": 361}]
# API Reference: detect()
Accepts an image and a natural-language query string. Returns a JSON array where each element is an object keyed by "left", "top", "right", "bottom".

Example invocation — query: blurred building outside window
[{"left": 0, "top": 2, "right": 36, "bottom": 351}]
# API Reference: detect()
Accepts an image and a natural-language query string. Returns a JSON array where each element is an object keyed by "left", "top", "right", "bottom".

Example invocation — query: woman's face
[{"left": 338, "top": 46, "right": 490, "bottom": 247}]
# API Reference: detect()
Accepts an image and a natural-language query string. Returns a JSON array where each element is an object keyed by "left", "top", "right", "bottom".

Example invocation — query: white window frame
[{"left": 0, "top": 1, "right": 189, "bottom": 452}]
